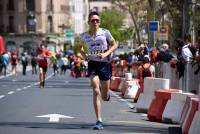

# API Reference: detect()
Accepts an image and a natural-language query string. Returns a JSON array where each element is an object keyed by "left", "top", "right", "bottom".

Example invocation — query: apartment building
[
  {"left": 89, "top": 0, "right": 112, "bottom": 12},
  {"left": 0, "top": 0, "right": 89, "bottom": 53},
  {"left": 0, "top": 0, "right": 80, "bottom": 34}
]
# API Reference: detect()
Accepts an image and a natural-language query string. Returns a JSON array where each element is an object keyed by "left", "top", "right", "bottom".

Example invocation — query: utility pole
[
  {"left": 182, "top": 0, "right": 191, "bottom": 39},
  {"left": 191, "top": 0, "right": 196, "bottom": 45},
  {"left": 148, "top": 0, "right": 156, "bottom": 48}
]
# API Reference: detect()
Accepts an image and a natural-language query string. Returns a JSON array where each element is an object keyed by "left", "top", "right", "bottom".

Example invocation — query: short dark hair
[
  {"left": 88, "top": 11, "right": 99, "bottom": 21},
  {"left": 184, "top": 33, "right": 191, "bottom": 42},
  {"left": 175, "top": 38, "right": 184, "bottom": 48}
]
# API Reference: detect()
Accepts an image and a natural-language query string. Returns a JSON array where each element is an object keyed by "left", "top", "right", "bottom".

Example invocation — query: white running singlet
[{"left": 80, "top": 28, "right": 115, "bottom": 62}]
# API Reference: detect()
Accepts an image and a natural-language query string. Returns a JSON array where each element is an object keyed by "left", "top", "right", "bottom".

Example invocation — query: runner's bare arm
[{"left": 98, "top": 39, "right": 117, "bottom": 59}]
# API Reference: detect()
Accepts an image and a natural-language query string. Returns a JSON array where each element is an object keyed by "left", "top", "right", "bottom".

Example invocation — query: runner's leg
[
  {"left": 39, "top": 67, "right": 43, "bottom": 88},
  {"left": 90, "top": 75, "right": 102, "bottom": 122},
  {"left": 101, "top": 80, "right": 110, "bottom": 101}
]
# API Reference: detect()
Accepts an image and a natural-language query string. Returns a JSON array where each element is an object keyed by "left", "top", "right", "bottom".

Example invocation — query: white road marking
[
  {"left": 140, "top": 113, "right": 147, "bottom": 117},
  {"left": 7, "top": 91, "right": 14, "bottom": 95},
  {"left": 23, "top": 87, "right": 27, "bottom": 89},
  {"left": 16, "top": 88, "right": 22, "bottom": 91},
  {"left": 36, "top": 114, "right": 74, "bottom": 123},
  {"left": 0, "top": 73, "right": 54, "bottom": 101},
  {"left": 110, "top": 90, "right": 135, "bottom": 109},
  {"left": 0, "top": 95, "right": 5, "bottom": 99},
  {"left": 27, "top": 85, "right": 31, "bottom": 88}
]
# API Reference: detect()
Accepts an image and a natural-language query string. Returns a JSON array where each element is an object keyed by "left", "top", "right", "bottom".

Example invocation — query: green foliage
[
  {"left": 100, "top": 9, "right": 125, "bottom": 41},
  {"left": 73, "top": 35, "right": 89, "bottom": 54}
]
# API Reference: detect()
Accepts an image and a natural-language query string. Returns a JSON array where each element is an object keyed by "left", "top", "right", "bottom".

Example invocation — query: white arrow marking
[{"left": 36, "top": 114, "right": 74, "bottom": 122}]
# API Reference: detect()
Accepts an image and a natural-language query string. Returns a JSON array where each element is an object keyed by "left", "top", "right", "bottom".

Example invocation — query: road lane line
[
  {"left": 27, "top": 85, "right": 31, "bottom": 88},
  {"left": 0, "top": 73, "right": 54, "bottom": 101},
  {"left": 0, "top": 95, "right": 5, "bottom": 99},
  {"left": 7, "top": 91, "right": 15, "bottom": 95},
  {"left": 110, "top": 90, "right": 135, "bottom": 109},
  {"left": 16, "top": 88, "right": 22, "bottom": 91},
  {"left": 23, "top": 87, "right": 27, "bottom": 89}
]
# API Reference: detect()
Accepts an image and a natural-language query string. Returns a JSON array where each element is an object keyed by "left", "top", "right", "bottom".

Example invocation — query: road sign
[
  {"left": 160, "top": 26, "right": 167, "bottom": 33},
  {"left": 64, "top": 29, "right": 74, "bottom": 38},
  {"left": 158, "top": 26, "right": 168, "bottom": 41},
  {"left": 148, "top": 21, "right": 159, "bottom": 32}
]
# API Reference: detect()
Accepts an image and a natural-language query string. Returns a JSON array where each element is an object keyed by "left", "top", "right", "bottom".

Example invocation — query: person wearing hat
[{"left": 157, "top": 43, "right": 173, "bottom": 63}]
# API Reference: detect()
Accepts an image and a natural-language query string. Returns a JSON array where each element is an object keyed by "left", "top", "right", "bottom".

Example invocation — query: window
[
  {"left": 47, "top": 16, "right": 53, "bottom": 33},
  {"left": 7, "top": 0, "right": 15, "bottom": 11},
  {"left": 93, "top": 7, "right": 98, "bottom": 12},
  {"left": 8, "top": 16, "right": 15, "bottom": 32},
  {"left": 26, "top": 14, "right": 36, "bottom": 32},
  {"left": 26, "top": 0, "right": 35, "bottom": 11},
  {"left": 0, "top": 4, "right": 3, "bottom": 12},
  {"left": 102, "top": 6, "right": 107, "bottom": 11},
  {"left": 47, "top": 0, "right": 53, "bottom": 12}
]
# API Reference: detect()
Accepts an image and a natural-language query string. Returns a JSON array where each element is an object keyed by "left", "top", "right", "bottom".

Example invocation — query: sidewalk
[{"left": 0, "top": 64, "right": 32, "bottom": 78}]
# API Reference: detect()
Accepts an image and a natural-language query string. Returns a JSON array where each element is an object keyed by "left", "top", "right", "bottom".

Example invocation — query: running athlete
[
  {"left": 80, "top": 11, "right": 117, "bottom": 130},
  {"left": 37, "top": 43, "right": 51, "bottom": 88}
]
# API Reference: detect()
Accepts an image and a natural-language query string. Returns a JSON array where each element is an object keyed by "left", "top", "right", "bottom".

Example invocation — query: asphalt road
[{"left": 0, "top": 68, "right": 179, "bottom": 134}]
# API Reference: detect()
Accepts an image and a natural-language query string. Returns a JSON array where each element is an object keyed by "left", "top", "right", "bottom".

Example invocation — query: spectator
[
  {"left": 31, "top": 54, "right": 37, "bottom": 75},
  {"left": 182, "top": 34, "right": 196, "bottom": 62},
  {"left": 61, "top": 55, "right": 69, "bottom": 75},
  {"left": 138, "top": 55, "right": 155, "bottom": 83},
  {"left": 0, "top": 52, "right": 9, "bottom": 76},
  {"left": 11, "top": 51, "right": 18, "bottom": 75},
  {"left": 173, "top": 39, "right": 185, "bottom": 78},
  {"left": 157, "top": 43, "right": 174, "bottom": 62},
  {"left": 21, "top": 53, "right": 28, "bottom": 75}
]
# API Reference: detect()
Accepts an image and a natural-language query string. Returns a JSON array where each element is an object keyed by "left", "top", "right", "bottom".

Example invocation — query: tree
[
  {"left": 99, "top": 9, "right": 125, "bottom": 42},
  {"left": 73, "top": 35, "right": 88, "bottom": 55},
  {"left": 112, "top": 0, "right": 148, "bottom": 44}
]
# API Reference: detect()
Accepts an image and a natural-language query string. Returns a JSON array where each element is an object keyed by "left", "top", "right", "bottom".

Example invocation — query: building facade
[
  {"left": 0, "top": 0, "right": 89, "bottom": 53},
  {"left": 89, "top": 0, "right": 112, "bottom": 12}
]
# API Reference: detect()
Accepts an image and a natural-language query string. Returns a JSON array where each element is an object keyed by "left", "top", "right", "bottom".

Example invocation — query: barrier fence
[
  {"left": 111, "top": 61, "right": 200, "bottom": 134},
  {"left": 113, "top": 61, "right": 200, "bottom": 94},
  {"left": 154, "top": 62, "right": 200, "bottom": 94}
]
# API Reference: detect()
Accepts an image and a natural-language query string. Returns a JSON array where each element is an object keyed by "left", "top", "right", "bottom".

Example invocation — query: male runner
[{"left": 80, "top": 11, "right": 117, "bottom": 130}]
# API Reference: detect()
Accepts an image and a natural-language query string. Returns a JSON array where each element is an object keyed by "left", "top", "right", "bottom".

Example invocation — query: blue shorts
[{"left": 88, "top": 60, "right": 112, "bottom": 81}]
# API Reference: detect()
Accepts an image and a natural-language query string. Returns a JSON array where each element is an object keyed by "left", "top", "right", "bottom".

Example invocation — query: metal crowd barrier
[{"left": 155, "top": 62, "right": 200, "bottom": 94}]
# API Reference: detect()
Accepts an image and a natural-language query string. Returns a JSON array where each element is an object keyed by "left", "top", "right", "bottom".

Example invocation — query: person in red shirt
[{"left": 37, "top": 44, "right": 51, "bottom": 88}]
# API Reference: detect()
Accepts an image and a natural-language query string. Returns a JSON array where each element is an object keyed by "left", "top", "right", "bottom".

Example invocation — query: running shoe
[{"left": 93, "top": 120, "right": 103, "bottom": 130}]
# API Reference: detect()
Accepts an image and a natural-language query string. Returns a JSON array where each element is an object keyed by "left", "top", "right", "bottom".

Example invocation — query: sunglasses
[{"left": 90, "top": 19, "right": 100, "bottom": 23}]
